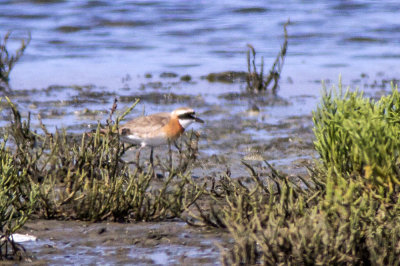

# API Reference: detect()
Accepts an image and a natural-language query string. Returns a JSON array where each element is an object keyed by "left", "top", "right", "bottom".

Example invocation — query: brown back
[{"left": 119, "top": 112, "right": 171, "bottom": 137}]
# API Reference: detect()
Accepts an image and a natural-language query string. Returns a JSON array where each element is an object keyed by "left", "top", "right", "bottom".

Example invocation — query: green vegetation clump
[
  {"left": 0, "top": 96, "right": 207, "bottom": 260},
  {"left": 0, "top": 100, "right": 37, "bottom": 260},
  {"left": 3, "top": 97, "right": 203, "bottom": 223},
  {"left": 218, "top": 167, "right": 400, "bottom": 265},
  {"left": 0, "top": 140, "right": 38, "bottom": 260},
  {"left": 184, "top": 85, "right": 400, "bottom": 265},
  {"left": 313, "top": 82, "right": 400, "bottom": 196}
]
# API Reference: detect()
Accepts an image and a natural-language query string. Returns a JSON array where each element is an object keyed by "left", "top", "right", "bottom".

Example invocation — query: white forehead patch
[{"left": 172, "top": 108, "right": 194, "bottom": 116}]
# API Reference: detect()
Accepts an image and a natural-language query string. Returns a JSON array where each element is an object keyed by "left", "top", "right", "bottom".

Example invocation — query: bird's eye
[{"left": 179, "top": 113, "right": 194, "bottom": 119}]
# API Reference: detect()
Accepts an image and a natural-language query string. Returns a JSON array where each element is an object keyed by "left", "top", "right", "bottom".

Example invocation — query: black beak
[
  {"left": 190, "top": 114, "right": 204, "bottom": 123},
  {"left": 194, "top": 116, "right": 204, "bottom": 123}
]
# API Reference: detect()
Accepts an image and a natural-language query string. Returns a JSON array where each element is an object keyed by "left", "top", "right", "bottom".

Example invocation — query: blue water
[{"left": 0, "top": 0, "right": 399, "bottom": 90}]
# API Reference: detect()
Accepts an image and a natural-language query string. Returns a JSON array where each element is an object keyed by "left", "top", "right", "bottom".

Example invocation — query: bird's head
[{"left": 171, "top": 107, "right": 204, "bottom": 129}]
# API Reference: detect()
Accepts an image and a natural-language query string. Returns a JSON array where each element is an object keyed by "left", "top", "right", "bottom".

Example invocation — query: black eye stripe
[{"left": 178, "top": 113, "right": 195, "bottom": 119}]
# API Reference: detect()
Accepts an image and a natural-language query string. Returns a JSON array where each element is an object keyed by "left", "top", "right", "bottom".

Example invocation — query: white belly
[{"left": 121, "top": 134, "right": 169, "bottom": 147}]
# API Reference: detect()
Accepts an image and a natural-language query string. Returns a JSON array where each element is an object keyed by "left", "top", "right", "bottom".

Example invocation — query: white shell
[{"left": 11, "top": 233, "right": 37, "bottom": 242}]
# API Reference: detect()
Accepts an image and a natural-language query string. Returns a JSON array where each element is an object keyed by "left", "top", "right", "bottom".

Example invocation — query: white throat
[{"left": 178, "top": 119, "right": 194, "bottom": 129}]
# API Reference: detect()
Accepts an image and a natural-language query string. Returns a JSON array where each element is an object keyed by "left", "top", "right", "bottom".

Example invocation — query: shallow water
[
  {"left": 1, "top": 0, "right": 398, "bottom": 129},
  {"left": 1, "top": 0, "right": 400, "bottom": 264},
  {"left": 1, "top": 0, "right": 399, "bottom": 89}
]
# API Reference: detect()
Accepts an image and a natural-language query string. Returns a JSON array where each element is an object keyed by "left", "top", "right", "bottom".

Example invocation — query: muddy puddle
[{"left": 19, "top": 220, "right": 228, "bottom": 265}]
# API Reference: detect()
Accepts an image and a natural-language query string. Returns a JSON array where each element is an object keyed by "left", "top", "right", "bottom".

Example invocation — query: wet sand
[{"left": 20, "top": 220, "right": 229, "bottom": 265}]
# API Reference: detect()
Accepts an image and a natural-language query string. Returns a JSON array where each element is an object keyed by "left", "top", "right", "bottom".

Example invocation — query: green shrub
[
  {"left": 313, "top": 82, "right": 400, "bottom": 197},
  {"left": 188, "top": 84, "right": 400, "bottom": 265},
  {"left": 214, "top": 162, "right": 400, "bottom": 265},
  {"left": 0, "top": 122, "right": 37, "bottom": 259},
  {"left": 5, "top": 97, "right": 203, "bottom": 222},
  {"left": 0, "top": 140, "right": 38, "bottom": 260}
]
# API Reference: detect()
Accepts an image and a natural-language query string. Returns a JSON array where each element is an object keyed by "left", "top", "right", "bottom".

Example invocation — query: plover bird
[{"left": 119, "top": 107, "right": 204, "bottom": 166}]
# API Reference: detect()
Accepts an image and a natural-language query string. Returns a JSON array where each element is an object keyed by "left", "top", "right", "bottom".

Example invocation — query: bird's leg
[
  {"left": 149, "top": 147, "right": 158, "bottom": 178},
  {"left": 135, "top": 146, "right": 143, "bottom": 172},
  {"left": 168, "top": 140, "right": 172, "bottom": 170},
  {"left": 150, "top": 147, "right": 154, "bottom": 165}
]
